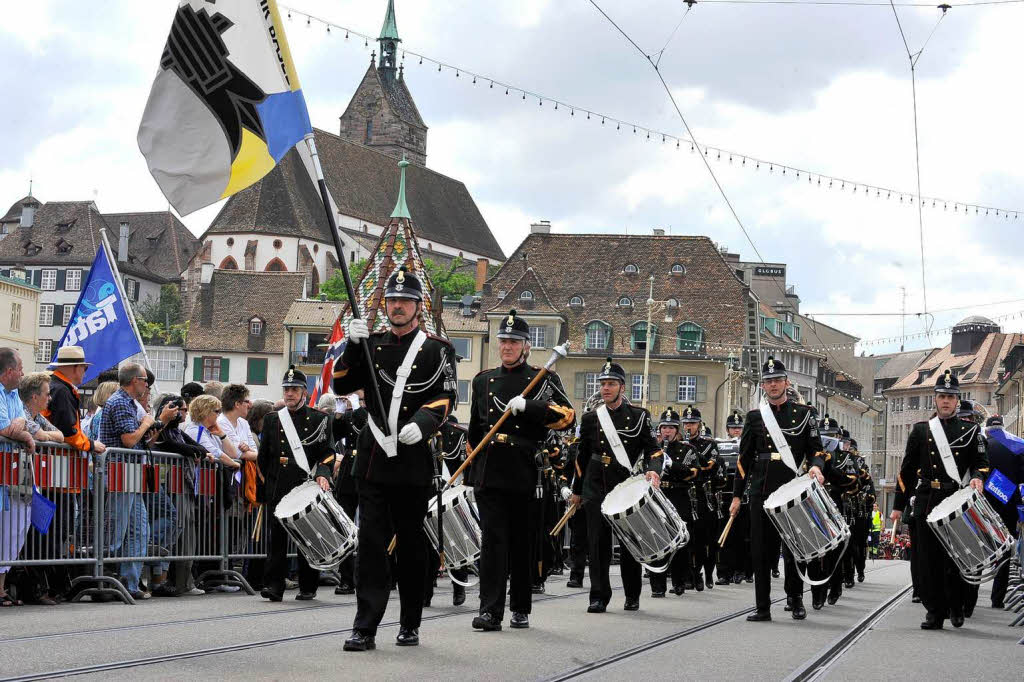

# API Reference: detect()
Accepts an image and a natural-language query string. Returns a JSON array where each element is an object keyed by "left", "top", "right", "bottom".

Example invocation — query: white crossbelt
[
  {"left": 759, "top": 397, "right": 799, "bottom": 474},
  {"left": 596, "top": 404, "right": 632, "bottom": 471},
  {"left": 927, "top": 416, "right": 969, "bottom": 486},
  {"left": 366, "top": 329, "right": 427, "bottom": 458},
  {"left": 278, "top": 406, "right": 310, "bottom": 475}
]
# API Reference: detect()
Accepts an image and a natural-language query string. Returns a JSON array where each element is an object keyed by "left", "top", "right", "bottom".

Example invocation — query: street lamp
[{"left": 641, "top": 275, "right": 674, "bottom": 410}]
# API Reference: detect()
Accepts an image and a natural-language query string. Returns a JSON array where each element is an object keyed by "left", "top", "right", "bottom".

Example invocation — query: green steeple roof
[
  {"left": 391, "top": 156, "right": 411, "bottom": 219},
  {"left": 379, "top": 0, "right": 400, "bottom": 41}
]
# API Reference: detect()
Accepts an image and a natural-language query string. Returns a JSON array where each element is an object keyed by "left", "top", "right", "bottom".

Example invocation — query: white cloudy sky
[{"left": 2, "top": 0, "right": 1023, "bottom": 355}]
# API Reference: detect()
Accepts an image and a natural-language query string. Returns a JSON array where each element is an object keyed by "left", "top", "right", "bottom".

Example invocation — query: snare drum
[
  {"left": 274, "top": 481, "right": 358, "bottom": 570},
  {"left": 424, "top": 484, "right": 482, "bottom": 572},
  {"left": 763, "top": 474, "right": 850, "bottom": 564},
  {"left": 601, "top": 475, "right": 688, "bottom": 572},
  {"left": 926, "top": 486, "right": 1013, "bottom": 584}
]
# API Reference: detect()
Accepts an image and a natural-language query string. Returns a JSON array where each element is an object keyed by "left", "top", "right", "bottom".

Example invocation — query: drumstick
[
  {"left": 550, "top": 501, "right": 579, "bottom": 536},
  {"left": 388, "top": 535, "right": 397, "bottom": 555},
  {"left": 718, "top": 515, "right": 736, "bottom": 547},
  {"left": 251, "top": 505, "right": 264, "bottom": 542},
  {"left": 446, "top": 342, "right": 569, "bottom": 489}
]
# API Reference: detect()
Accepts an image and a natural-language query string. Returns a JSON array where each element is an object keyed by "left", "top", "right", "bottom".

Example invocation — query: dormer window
[
  {"left": 56, "top": 238, "right": 73, "bottom": 254},
  {"left": 249, "top": 317, "right": 264, "bottom": 336},
  {"left": 623, "top": 264, "right": 639, "bottom": 274},
  {"left": 569, "top": 295, "right": 584, "bottom": 307},
  {"left": 670, "top": 264, "right": 685, "bottom": 275},
  {"left": 55, "top": 218, "right": 77, "bottom": 232},
  {"left": 519, "top": 290, "right": 534, "bottom": 302},
  {"left": 617, "top": 296, "right": 633, "bottom": 308}
]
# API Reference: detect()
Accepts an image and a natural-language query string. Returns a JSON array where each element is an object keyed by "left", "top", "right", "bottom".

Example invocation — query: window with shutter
[
  {"left": 649, "top": 375, "right": 661, "bottom": 402},
  {"left": 202, "top": 356, "right": 221, "bottom": 382},
  {"left": 219, "top": 357, "right": 231, "bottom": 382},
  {"left": 695, "top": 375, "right": 708, "bottom": 402},
  {"left": 193, "top": 357, "right": 203, "bottom": 381}
]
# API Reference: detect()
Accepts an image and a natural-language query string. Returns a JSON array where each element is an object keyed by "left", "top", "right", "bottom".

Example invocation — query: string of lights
[{"left": 279, "top": 4, "right": 1024, "bottom": 221}]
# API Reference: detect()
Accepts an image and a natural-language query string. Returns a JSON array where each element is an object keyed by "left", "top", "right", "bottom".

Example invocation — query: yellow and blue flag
[{"left": 138, "top": 0, "right": 312, "bottom": 216}]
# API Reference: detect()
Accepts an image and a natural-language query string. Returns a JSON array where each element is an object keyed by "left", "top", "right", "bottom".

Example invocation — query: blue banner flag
[
  {"left": 985, "top": 469, "right": 1016, "bottom": 505},
  {"left": 55, "top": 245, "right": 142, "bottom": 385},
  {"left": 987, "top": 427, "right": 1024, "bottom": 455}
]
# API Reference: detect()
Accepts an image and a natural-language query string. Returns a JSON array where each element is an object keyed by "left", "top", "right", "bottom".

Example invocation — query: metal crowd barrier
[{"left": 0, "top": 438, "right": 256, "bottom": 604}]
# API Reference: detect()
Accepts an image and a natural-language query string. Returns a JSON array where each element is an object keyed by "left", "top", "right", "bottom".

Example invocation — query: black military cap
[
  {"left": 659, "top": 407, "right": 680, "bottom": 427},
  {"left": 935, "top": 368, "right": 960, "bottom": 395},
  {"left": 761, "top": 356, "right": 787, "bottom": 380},
  {"left": 956, "top": 399, "right": 976, "bottom": 419},
  {"left": 384, "top": 265, "right": 423, "bottom": 301},
  {"left": 726, "top": 410, "right": 744, "bottom": 428},
  {"left": 818, "top": 414, "right": 840, "bottom": 435},
  {"left": 841, "top": 428, "right": 851, "bottom": 440},
  {"left": 597, "top": 357, "right": 626, "bottom": 384},
  {"left": 986, "top": 415, "right": 1004, "bottom": 427},
  {"left": 681, "top": 405, "right": 702, "bottom": 424},
  {"left": 849, "top": 438, "right": 859, "bottom": 451},
  {"left": 496, "top": 309, "right": 530, "bottom": 341},
  {"left": 282, "top": 365, "right": 307, "bottom": 388}
]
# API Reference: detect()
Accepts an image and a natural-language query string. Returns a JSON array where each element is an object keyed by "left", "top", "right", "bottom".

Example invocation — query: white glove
[
  {"left": 508, "top": 395, "right": 528, "bottom": 415},
  {"left": 560, "top": 486, "right": 572, "bottom": 502},
  {"left": 347, "top": 318, "right": 369, "bottom": 344},
  {"left": 399, "top": 422, "right": 423, "bottom": 445}
]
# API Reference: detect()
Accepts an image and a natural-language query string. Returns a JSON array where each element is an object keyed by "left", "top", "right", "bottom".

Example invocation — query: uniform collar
[{"left": 500, "top": 361, "right": 528, "bottom": 374}]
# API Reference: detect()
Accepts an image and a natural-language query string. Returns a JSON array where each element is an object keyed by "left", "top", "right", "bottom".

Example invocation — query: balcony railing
[{"left": 290, "top": 349, "right": 326, "bottom": 366}]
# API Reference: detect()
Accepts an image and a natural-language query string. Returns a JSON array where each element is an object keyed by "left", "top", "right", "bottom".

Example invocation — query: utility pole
[
  {"left": 642, "top": 275, "right": 654, "bottom": 410},
  {"left": 900, "top": 287, "right": 906, "bottom": 351}
]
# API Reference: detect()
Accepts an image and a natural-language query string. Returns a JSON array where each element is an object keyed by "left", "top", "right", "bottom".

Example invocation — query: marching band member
[
  {"left": 681, "top": 407, "right": 721, "bottom": 591},
  {"left": 890, "top": 370, "right": 988, "bottom": 630},
  {"left": 468, "top": 311, "right": 575, "bottom": 632},
  {"left": 576, "top": 358, "right": 662, "bottom": 614},
  {"left": 650, "top": 407, "right": 698, "bottom": 598},
  {"left": 334, "top": 266, "right": 457, "bottom": 651},
  {"left": 730, "top": 357, "right": 826, "bottom": 622}
]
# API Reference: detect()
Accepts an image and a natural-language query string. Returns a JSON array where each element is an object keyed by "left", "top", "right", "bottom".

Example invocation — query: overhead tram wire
[
  {"left": 280, "top": 3, "right": 1024, "bottom": 222},
  {"left": 697, "top": 0, "right": 1024, "bottom": 5}
]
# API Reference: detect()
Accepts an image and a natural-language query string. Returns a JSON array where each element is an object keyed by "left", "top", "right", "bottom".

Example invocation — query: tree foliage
[
  {"left": 319, "top": 256, "right": 476, "bottom": 303},
  {"left": 135, "top": 283, "right": 188, "bottom": 345}
]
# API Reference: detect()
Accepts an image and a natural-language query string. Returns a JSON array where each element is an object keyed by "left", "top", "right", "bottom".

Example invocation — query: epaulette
[
  {"left": 427, "top": 332, "right": 454, "bottom": 348},
  {"left": 473, "top": 366, "right": 495, "bottom": 379}
]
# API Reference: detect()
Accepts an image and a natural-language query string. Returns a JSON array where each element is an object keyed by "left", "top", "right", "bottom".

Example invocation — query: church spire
[
  {"left": 391, "top": 155, "right": 411, "bottom": 219},
  {"left": 378, "top": 0, "right": 401, "bottom": 74}
]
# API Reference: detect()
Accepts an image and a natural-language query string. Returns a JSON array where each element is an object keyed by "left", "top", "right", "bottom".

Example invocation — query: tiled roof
[
  {"left": 102, "top": 211, "right": 200, "bottom": 282},
  {"left": 203, "top": 129, "right": 503, "bottom": 262},
  {"left": 872, "top": 349, "right": 938, "bottom": 380},
  {"left": 487, "top": 266, "right": 559, "bottom": 315},
  {"left": 1, "top": 194, "right": 39, "bottom": 223},
  {"left": 380, "top": 70, "right": 426, "bottom": 129},
  {"left": 185, "top": 270, "right": 305, "bottom": 354},
  {"left": 483, "top": 234, "right": 747, "bottom": 358},
  {"left": 887, "top": 333, "right": 1023, "bottom": 391},
  {"left": 441, "top": 305, "right": 488, "bottom": 333},
  {"left": 284, "top": 299, "right": 344, "bottom": 329}
]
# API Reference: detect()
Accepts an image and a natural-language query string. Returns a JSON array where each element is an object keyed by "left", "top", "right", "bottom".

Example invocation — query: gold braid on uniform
[{"left": 546, "top": 405, "right": 575, "bottom": 431}]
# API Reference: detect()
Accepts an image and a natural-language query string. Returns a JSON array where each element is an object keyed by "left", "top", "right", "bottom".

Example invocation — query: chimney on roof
[
  {"left": 19, "top": 199, "right": 36, "bottom": 228},
  {"left": 460, "top": 294, "right": 474, "bottom": 317},
  {"left": 530, "top": 220, "right": 551, "bottom": 234},
  {"left": 200, "top": 262, "right": 214, "bottom": 284},
  {"left": 118, "top": 221, "right": 129, "bottom": 262},
  {"left": 475, "top": 257, "right": 488, "bottom": 292},
  {"left": 652, "top": 228, "right": 665, "bottom": 236}
]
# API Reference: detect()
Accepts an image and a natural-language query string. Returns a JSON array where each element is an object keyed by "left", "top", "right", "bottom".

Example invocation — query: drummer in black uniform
[
  {"left": 332, "top": 392, "right": 365, "bottom": 595},
  {"left": 468, "top": 310, "right": 575, "bottom": 632},
  {"left": 256, "top": 367, "right": 334, "bottom": 602},
  {"left": 564, "top": 434, "right": 588, "bottom": 589},
  {"left": 423, "top": 415, "right": 471, "bottom": 607},
  {"left": 334, "top": 266, "right": 458, "bottom": 651},
  {"left": 730, "top": 357, "right": 826, "bottom": 622},
  {"left": 891, "top": 370, "right": 988, "bottom": 630},
  {"left": 681, "top": 407, "right": 721, "bottom": 591},
  {"left": 650, "top": 407, "right": 699, "bottom": 598},
  {"left": 576, "top": 358, "right": 663, "bottom": 614}
]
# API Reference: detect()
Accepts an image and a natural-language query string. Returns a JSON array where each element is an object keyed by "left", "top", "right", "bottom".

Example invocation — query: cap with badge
[
  {"left": 761, "top": 356, "right": 787, "bottom": 380},
  {"left": 384, "top": 265, "right": 423, "bottom": 301},
  {"left": 282, "top": 365, "right": 307, "bottom": 388},
  {"left": 659, "top": 407, "right": 680, "bottom": 427},
  {"left": 986, "top": 415, "right": 1004, "bottom": 428},
  {"left": 496, "top": 309, "right": 530, "bottom": 341},
  {"left": 818, "top": 414, "right": 840, "bottom": 436},
  {"left": 956, "top": 399, "right": 978, "bottom": 420},
  {"left": 935, "top": 369, "right": 960, "bottom": 395},
  {"left": 681, "top": 405, "right": 702, "bottom": 424},
  {"left": 726, "top": 410, "right": 744, "bottom": 428},
  {"left": 596, "top": 356, "right": 626, "bottom": 384}
]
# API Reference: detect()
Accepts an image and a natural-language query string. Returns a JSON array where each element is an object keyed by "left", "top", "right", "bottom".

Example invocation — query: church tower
[{"left": 338, "top": 0, "right": 428, "bottom": 166}]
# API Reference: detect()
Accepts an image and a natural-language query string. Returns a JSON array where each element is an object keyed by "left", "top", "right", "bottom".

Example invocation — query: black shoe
[
  {"left": 716, "top": 577, "right": 731, "bottom": 586},
  {"left": 422, "top": 597, "right": 432, "bottom": 607},
  {"left": 731, "top": 574, "right": 742, "bottom": 585},
  {"left": 792, "top": 601, "right": 807, "bottom": 620},
  {"left": 343, "top": 632, "right": 376, "bottom": 651},
  {"left": 651, "top": 591, "right": 666, "bottom": 598},
  {"left": 694, "top": 579, "right": 704, "bottom": 592},
  {"left": 452, "top": 585, "right": 466, "bottom": 606},
  {"left": 920, "top": 613, "right": 944, "bottom": 630},
  {"left": 672, "top": 585, "right": 685, "bottom": 595},
  {"left": 296, "top": 591, "right": 316, "bottom": 601},
  {"left": 587, "top": 600, "right": 606, "bottom": 613},
  {"left": 623, "top": 598, "right": 639, "bottom": 611},
  {"left": 857, "top": 572, "right": 865, "bottom": 583},
  {"left": 260, "top": 588, "right": 283, "bottom": 602},
  {"left": 812, "top": 594, "right": 825, "bottom": 610},
  {"left": 963, "top": 604, "right": 974, "bottom": 619},
  {"left": 771, "top": 569, "right": 780, "bottom": 578},
  {"left": 472, "top": 613, "right": 502, "bottom": 631},
  {"left": 746, "top": 610, "right": 771, "bottom": 622},
  {"left": 334, "top": 584, "right": 354, "bottom": 595},
  {"left": 706, "top": 577, "right": 714, "bottom": 590},
  {"left": 992, "top": 601, "right": 1006, "bottom": 609},
  {"left": 567, "top": 578, "right": 583, "bottom": 588},
  {"left": 510, "top": 612, "right": 529, "bottom": 629},
  {"left": 784, "top": 597, "right": 793, "bottom": 612},
  {"left": 844, "top": 580, "right": 855, "bottom": 589},
  {"left": 912, "top": 595, "right": 921, "bottom": 603},
  {"left": 396, "top": 627, "right": 419, "bottom": 646},
  {"left": 745, "top": 575, "right": 754, "bottom": 583},
  {"left": 950, "top": 611, "right": 964, "bottom": 628},
  {"left": 827, "top": 587, "right": 841, "bottom": 605},
  {"left": 532, "top": 583, "right": 546, "bottom": 595}
]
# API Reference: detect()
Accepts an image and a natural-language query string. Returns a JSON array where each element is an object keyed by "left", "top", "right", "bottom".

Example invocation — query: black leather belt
[
  {"left": 660, "top": 480, "right": 690, "bottom": 489},
  {"left": 487, "top": 433, "right": 532, "bottom": 449},
  {"left": 756, "top": 452, "right": 783, "bottom": 462},
  {"left": 918, "top": 479, "right": 958, "bottom": 491},
  {"left": 592, "top": 454, "right": 619, "bottom": 466}
]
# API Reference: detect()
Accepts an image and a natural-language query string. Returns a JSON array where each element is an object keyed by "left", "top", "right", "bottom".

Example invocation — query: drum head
[
  {"left": 763, "top": 475, "right": 813, "bottom": 512},
  {"left": 274, "top": 480, "right": 320, "bottom": 519},
  {"left": 601, "top": 476, "right": 649, "bottom": 517},
  {"left": 427, "top": 484, "right": 469, "bottom": 516},
  {"left": 926, "top": 487, "right": 973, "bottom": 524}
]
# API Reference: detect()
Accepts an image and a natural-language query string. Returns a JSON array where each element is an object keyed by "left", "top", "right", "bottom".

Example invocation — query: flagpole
[
  {"left": 98, "top": 229, "right": 158, "bottom": 392},
  {"left": 302, "top": 134, "right": 389, "bottom": 434}
]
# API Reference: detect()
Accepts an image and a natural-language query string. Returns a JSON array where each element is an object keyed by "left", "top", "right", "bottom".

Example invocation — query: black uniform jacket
[
  {"left": 333, "top": 327, "right": 457, "bottom": 486},
  {"left": 332, "top": 408, "right": 367, "bottom": 496},
  {"left": 467, "top": 363, "right": 575, "bottom": 495},
  {"left": 257, "top": 405, "right": 334, "bottom": 506},
  {"left": 659, "top": 439, "right": 700, "bottom": 486},
  {"left": 733, "top": 400, "right": 826, "bottom": 500},
  {"left": 892, "top": 417, "right": 989, "bottom": 514},
  {"left": 577, "top": 402, "right": 662, "bottom": 502}
]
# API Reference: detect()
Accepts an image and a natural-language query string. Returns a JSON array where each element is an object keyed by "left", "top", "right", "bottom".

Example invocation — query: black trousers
[
  {"left": 851, "top": 517, "right": 869, "bottom": 575},
  {"left": 991, "top": 559, "right": 1011, "bottom": 606},
  {"left": 568, "top": 508, "right": 588, "bottom": 581},
  {"left": 913, "top": 500, "right": 965, "bottom": 619},
  {"left": 334, "top": 491, "right": 358, "bottom": 588},
  {"left": 265, "top": 512, "right": 318, "bottom": 594},
  {"left": 750, "top": 497, "right": 801, "bottom": 611},
  {"left": 423, "top": 538, "right": 469, "bottom": 600},
  {"left": 585, "top": 499, "right": 641, "bottom": 604},
  {"left": 722, "top": 504, "right": 752, "bottom": 578},
  {"left": 476, "top": 488, "right": 534, "bottom": 620},
  {"left": 352, "top": 480, "right": 430, "bottom": 636},
  {"left": 651, "top": 489, "right": 692, "bottom": 593}
]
